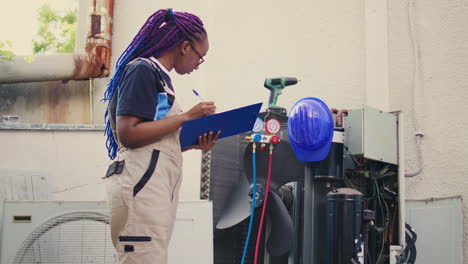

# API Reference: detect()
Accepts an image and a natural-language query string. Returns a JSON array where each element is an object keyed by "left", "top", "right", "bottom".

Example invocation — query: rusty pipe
[
  {"left": 74, "top": 0, "right": 115, "bottom": 79},
  {"left": 0, "top": 0, "right": 114, "bottom": 84}
]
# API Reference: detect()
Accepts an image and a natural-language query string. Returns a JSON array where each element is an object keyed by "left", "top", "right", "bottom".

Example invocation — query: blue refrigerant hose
[{"left": 240, "top": 144, "right": 257, "bottom": 264}]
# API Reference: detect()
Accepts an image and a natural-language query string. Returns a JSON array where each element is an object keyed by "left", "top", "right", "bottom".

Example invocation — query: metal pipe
[
  {"left": 89, "top": 78, "right": 94, "bottom": 124},
  {"left": 397, "top": 111, "right": 406, "bottom": 247},
  {"left": 0, "top": 54, "right": 76, "bottom": 83},
  {"left": 336, "top": 109, "right": 348, "bottom": 127},
  {"left": 0, "top": 0, "right": 114, "bottom": 84}
]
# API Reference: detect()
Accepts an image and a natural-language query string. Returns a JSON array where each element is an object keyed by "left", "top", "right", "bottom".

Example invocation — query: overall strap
[
  {"left": 148, "top": 57, "right": 176, "bottom": 97},
  {"left": 134, "top": 57, "right": 167, "bottom": 89}
]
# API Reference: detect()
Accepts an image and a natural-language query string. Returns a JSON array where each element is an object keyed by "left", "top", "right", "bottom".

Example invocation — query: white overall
[{"left": 106, "top": 58, "right": 183, "bottom": 264}]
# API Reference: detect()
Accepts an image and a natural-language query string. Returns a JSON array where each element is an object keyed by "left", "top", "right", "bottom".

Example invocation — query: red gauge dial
[{"left": 265, "top": 119, "right": 281, "bottom": 134}]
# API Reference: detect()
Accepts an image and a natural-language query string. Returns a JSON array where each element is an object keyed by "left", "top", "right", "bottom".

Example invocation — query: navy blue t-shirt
[{"left": 116, "top": 59, "right": 174, "bottom": 121}]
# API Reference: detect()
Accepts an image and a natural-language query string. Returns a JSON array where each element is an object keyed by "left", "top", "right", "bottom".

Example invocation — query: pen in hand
[
  {"left": 192, "top": 89, "right": 217, "bottom": 115},
  {"left": 192, "top": 89, "right": 205, "bottom": 102}
]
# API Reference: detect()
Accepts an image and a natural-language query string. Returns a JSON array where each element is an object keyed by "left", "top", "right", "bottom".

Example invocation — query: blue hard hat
[{"left": 288, "top": 97, "right": 334, "bottom": 162}]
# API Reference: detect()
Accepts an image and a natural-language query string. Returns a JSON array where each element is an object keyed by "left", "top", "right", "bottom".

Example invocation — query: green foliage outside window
[
  {"left": 32, "top": 3, "right": 77, "bottom": 54},
  {"left": 0, "top": 41, "right": 15, "bottom": 60},
  {"left": 0, "top": 3, "right": 77, "bottom": 61}
]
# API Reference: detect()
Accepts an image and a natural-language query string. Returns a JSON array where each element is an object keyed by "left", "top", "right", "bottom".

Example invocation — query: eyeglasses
[{"left": 189, "top": 42, "right": 205, "bottom": 66}]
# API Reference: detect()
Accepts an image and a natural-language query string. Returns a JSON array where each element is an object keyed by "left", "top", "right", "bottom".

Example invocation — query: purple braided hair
[{"left": 103, "top": 8, "right": 206, "bottom": 160}]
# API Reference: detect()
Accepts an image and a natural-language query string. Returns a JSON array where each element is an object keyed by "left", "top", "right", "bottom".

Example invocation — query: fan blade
[
  {"left": 216, "top": 174, "right": 252, "bottom": 229},
  {"left": 244, "top": 141, "right": 305, "bottom": 190},
  {"left": 266, "top": 191, "right": 294, "bottom": 256}
]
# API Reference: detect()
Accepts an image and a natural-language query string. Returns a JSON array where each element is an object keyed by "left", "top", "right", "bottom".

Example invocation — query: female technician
[{"left": 102, "top": 8, "right": 219, "bottom": 264}]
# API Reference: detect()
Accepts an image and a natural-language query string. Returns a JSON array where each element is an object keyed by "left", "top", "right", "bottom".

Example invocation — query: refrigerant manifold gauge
[
  {"left": 252, "top": 117, "right": 264, "bottom": 133},
  {"left": 265, "top": 118, "right": 280, "bottom": 134}
]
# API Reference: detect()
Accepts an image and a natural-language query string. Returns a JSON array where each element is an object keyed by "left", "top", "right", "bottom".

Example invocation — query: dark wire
[
  {"left": 371, "top": 162, "right": 386, "bottom": 264},
  {"left": 344, "top": 174, "right": 358, "bottom": 190},
  {"left": 365, "top": 238, "right": 373, "bottom": 264},
  {"left": 346, "top": 148, "right": 364, "bottom": 167},
  {"left": 351, "top": 154, "right": 363, "bottom": 167},
  {"left": 396, "top": 223, "right": 417, "bottom": 264}
]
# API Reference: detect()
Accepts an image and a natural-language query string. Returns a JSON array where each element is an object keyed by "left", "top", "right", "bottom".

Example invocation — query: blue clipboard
[{"left": 180, "top": 102, "right": 263, "bottom": 149}]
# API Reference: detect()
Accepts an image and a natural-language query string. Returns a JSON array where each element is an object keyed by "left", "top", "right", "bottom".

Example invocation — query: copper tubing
[
  {"left": 330, "top": 108, "right": 348, "bottom": 127},
  {"left": 336, "top": 109, "right": 348, "bottom": 127}
]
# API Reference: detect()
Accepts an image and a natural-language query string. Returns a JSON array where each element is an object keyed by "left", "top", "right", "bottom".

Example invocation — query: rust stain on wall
[
  {"left": 44, "top": 82, "right": 90, "bottom": 124},
  {"left": 0, "top": 81, "right": 89, "bottom": 124},
  {"left": 46, "top": 84, "right": 68, "bottom": 123}
]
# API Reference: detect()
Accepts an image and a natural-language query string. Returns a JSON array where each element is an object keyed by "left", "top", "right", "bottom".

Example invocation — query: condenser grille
[{"left": 13, "top": 212, "right": 115, "bottom": 264}]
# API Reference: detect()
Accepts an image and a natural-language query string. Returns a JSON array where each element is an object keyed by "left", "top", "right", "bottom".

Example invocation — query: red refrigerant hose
[{"left": 253, "top": 143, "right": 274, "bottom": 264}]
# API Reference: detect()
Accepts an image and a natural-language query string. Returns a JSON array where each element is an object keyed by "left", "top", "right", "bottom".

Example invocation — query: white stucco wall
[
  {"left": 0, "top": 129, "right": 202, "bottom": 201},
  {"left": 0, "top": 130, "right": 108, "bottom": 201},
  {"left": 388, "top": 0, "right": 468, "bottom": 262},
  {"left": 92, "top": 0, "right": 366, "bottom": 121},
  {"left": 92, "top": 0, "right": 367, "bottom": 201},
  {"left": 0, "top": 0, "right": 467, "bottom": 262}
]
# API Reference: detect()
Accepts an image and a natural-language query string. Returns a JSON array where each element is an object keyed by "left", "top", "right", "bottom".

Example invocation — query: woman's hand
[
  {"left": 183, "top": 101, "right": 216, "bottom": 121},
  {"left": 193, "top": 130, "right": 221, "bottom": 151}
]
